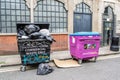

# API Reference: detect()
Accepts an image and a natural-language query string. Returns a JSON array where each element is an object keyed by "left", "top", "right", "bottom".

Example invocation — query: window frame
[
  {"left": 0, "top": 0, "right": 30, "bottom": 33},
  {"left": 34, "top": 0, "right": 68, "bottom": 33},
  {"left": 75, "top": 2, "right": 91, "bottom": 14}
]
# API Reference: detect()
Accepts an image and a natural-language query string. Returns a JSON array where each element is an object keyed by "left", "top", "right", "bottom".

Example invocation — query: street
[{"left": 0, "top": 57, "right": 120, "bottom": 80}]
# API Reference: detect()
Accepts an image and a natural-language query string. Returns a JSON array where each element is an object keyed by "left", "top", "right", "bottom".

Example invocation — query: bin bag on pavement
[{"left": 37, "top": 63, "right": 53, "bottom": 75}]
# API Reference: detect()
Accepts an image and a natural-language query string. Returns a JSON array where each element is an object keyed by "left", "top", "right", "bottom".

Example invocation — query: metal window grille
[
  {"left": 34, "top": 0, "right": 68, "bottom": 33},
  {"left": 75, "top": 2, "right": 91, "bottom": 13},
  {"left": 0, "top": 0, "right": 30, "bottom": 33}
]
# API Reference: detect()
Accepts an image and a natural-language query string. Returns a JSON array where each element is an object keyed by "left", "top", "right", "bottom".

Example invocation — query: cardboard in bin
[{"left": 16, "top": 23, "right": 49, "bottom": 33}]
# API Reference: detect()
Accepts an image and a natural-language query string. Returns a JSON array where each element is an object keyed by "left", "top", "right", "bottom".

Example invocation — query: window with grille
[
  {"left": 103, "top": 6, "right": 114, "bottom": 21},
  {"left": 0, "top": 0, "right": 30, "bottom": 33},
  {"left": 75, "top": 2, "right": 91, "bottom": 13},
  {"left": 34, "top": 0, "right": 68, "bottom": 33}
]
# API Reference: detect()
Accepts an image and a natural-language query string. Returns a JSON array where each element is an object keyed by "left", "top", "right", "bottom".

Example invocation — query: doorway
[
  {"left": 74, "top": 2, "right": 92, "bottom": 33},
  {"left": 102, "top": 6, "right": 115, "bottom": 46}
]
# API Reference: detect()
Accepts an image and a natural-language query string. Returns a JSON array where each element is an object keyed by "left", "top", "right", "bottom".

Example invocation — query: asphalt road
[{"left": 0, "top": 57, "right": 120, "bottom": 80}]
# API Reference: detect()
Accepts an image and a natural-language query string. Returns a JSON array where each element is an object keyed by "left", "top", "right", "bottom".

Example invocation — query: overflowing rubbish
[
  {"left": 24, "top": 24, "right": 40, "bottom": 35},
  {"left": 16, "top": 23, "right": 55, "bottom": 72},
  {"left": 17, "top": 24, "right": 55, "bottom": 43},
  {"left": 39, "top": 29, "right": 50, "bottom": 36}
]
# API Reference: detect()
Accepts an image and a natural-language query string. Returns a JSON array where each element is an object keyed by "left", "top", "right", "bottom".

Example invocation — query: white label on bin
[
  {"left": 88, "top": 36, "right": 93, "bottom": 38},
  {"left": 72, "top": 37, "right": 75, "bottom": 43},
  {"left": 83, "top": 52, "right": 97, "bottom": 55}
]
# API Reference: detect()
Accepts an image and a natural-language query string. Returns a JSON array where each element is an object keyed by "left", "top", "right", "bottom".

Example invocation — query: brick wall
[
  {"left": 51, "top": 34, "right": 68, "bottom": 51},
  {"left": 0, "top": 34, "right": 68, "bottom": 55},
  {"left": 0, "top": 35, "right": 18, "bottom": 55}
]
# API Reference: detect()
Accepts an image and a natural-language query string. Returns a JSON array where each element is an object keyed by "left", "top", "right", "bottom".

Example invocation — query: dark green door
[
  {"left": 74, "top": 2, "right": 92, "bottom": 33},
  {"left": 102, "top": 6, "right": 115, "bottom": 46},
  {"left": 103, "top": 21, "right": 114, "bottom": 46},
  {"left": 74, "top": 13, "right": 92, "bottom": 32}
]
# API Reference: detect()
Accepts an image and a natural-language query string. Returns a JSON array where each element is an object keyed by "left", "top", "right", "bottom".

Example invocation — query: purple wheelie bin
[{"left": 69, "top": 32, "right": 101, "bottom": 64}]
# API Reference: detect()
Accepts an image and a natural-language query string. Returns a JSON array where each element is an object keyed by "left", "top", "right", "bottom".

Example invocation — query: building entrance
[{"left": 102, "top": 6, "right": 115, "bottom": 46}]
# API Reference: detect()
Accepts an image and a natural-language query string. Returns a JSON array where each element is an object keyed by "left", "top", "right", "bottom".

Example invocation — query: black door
[
  {"left": 74, "top": 13, "right": 92, "bottom": 32},
  {"left": 103, "top": 21, "right": 114, "bottom": 46},
  {"left": 102, "top": 6, "right": 115, "bottom": 46}
]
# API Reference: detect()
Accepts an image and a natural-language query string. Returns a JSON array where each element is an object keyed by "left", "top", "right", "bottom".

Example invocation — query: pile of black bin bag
[
  {"left": 17, "top": 24, "right": 54, "bottom": 75},
  {"left": 17, "top": 24, "right": 55, "bottom": 43}
]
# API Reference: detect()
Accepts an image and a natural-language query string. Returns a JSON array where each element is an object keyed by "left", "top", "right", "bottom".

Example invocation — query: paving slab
[
  {"left": 1, "top": 53, "right": 120, "bottom": 73},
  {"left": 1, "top": 56, "right": 120, "bottom": 80},
  {"left": 0, "top": 46, "right": 119, "bottom": 67}
]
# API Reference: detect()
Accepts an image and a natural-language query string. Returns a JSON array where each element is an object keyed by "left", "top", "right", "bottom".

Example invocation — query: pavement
[
  {"left": 1, "top": 56, "right": 120, "bottom": 80},
  {"left": 0, "top": 46, "right": 120, "bottom": 73}
]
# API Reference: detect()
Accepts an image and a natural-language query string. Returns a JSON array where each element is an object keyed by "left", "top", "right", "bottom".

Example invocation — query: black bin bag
[
  {"left": 28, "top": 32, "right": 42, "bottom": 39},
  {"left": 37, "top": 63, "right": 54, "bottom": 75},
  {"left": 24, "top": 25, "right": 40, "bottom": 35}
]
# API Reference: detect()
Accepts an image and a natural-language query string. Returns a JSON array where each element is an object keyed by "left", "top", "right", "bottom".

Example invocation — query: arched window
[
  {"left": 104, "top": 6, "right": 113, "bottom": 15},
  {"left": 102, "top": 6, "right": 115, "bottom": 46},
  {"left": 75, "top": 2, "right": 91, "bottom": 13},
  {"left": 104, "top": 6, "right": 114, "bottom": 21},
  {"left": 0, "top": 0, "right": 30, "bottom": 33},
  {"left": 34, "top": 0, "right": 68, "bottom": 33},
  {"left": 74, "top": 2, "right": 92, "bottom": 32}
]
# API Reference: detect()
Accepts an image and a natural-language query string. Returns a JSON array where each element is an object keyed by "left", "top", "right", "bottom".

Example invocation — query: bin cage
[
  {"left": 18, "top": 39, "right": 51, "bottom": 65},
  {"left": 16, "top": 23, "right": 51, "bottom": 66}
]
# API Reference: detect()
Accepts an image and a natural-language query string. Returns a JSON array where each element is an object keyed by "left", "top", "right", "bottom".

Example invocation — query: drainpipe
[
  {"left": 30, "top": 0, "right": 34, "bottom": 23},
  {"left": 82, "top": 0, "right": 84, "bottom": 2}
]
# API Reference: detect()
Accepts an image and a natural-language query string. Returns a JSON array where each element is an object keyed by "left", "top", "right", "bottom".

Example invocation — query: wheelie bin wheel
[
  {"left": 71, "top": 56, "right": 76, "bottom": 60},
  {"left": 78, "top": 59, "right": 82, "bottom": 64},
  {"left": 94, "top": 57, "right": 97, "bottom": 62},
  {"left": 20, "top": 66, "right": 26, "bottom": 72}
]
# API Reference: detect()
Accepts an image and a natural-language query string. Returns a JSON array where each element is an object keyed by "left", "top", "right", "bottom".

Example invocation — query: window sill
[
  {"left": 0, "top": 33, "right": 17, "bottom": 36},
  {"left": 0, "top": 32, "right": 68, "bottom": 36}
]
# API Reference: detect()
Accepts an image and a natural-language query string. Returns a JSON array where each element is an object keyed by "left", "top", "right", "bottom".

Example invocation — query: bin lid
[{"left": 69, "top": 32, "right": 100, "bottom": 36}]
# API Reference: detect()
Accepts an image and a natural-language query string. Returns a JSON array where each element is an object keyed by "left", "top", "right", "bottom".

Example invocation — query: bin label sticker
[
  {"left": 83, "top": 52, "right": 97, "bottom": 55},
  {"left": 72, "top": 37, "right": 75, "bottom": 43},
  {"left": 84, "top": 44, "right": 96, "bottom": 49},
  {"left": 88, "top": 36, "right": 93, "bottom": 38}
]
